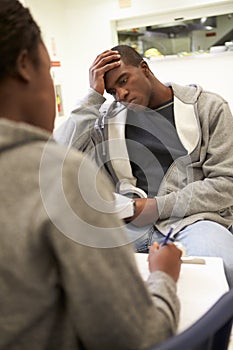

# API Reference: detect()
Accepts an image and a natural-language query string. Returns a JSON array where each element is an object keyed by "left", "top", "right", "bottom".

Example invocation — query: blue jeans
[{"left": 125, "top": 220, "right": 233, "bottom": 288}]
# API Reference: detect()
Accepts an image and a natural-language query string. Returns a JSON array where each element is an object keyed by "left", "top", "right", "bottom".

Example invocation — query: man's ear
[
  {"left": 140, "top": 60, "right": 150, "bottom": 76},
  {"left": 15, "top": 49, "right": 33, "bottom": 82}
]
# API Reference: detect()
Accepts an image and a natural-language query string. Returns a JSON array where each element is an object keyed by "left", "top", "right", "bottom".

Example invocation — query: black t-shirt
[{"left": 125, "top": 100, "right": 187, "bottom": 197}]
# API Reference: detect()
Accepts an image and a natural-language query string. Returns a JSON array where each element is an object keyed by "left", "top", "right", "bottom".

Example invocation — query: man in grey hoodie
[
  {"left": 54, "top": 45, "right": 233, "bottom": 287},
  {"left": 0, "top": 1, "right": 182, "bottom": 349}
]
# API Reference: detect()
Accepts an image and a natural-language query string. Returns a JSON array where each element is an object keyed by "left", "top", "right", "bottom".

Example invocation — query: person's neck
[
  {"left": 149, "top": 83, "right": 173, "bottom": 110},
  {"left": 0, "top": 82, "right": 23, "bottom": 122}
]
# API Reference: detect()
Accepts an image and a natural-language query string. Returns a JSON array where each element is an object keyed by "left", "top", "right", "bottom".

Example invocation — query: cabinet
[{"left": 117, "top": 13, "right": 233, "bottom": 56}]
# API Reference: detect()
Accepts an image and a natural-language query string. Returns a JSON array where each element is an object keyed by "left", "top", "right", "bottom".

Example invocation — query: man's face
[
  {"left": 105, "top": 60, "right": 152, "bottom": 109},
  {"left": 27, "top": 43, "right": 56, "bottom": 132}
]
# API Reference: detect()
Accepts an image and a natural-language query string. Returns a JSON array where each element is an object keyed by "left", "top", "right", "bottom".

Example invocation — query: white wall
[
  {"left": 26, "top": 0, "right": 117, "bottom": 121},
  {"left": 25, "top": 0, "right": 233, "bottom": 125},
  {"left": 148, "top": 51, "right": 233, "bottom": 113},
  {"left": 25, "top": 0, "right": 68, "bottom": 123},
  {"left": 60, "top": 0, "right": 116, "bottom": 108}
]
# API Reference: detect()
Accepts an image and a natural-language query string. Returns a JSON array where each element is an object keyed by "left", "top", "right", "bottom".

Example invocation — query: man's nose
[{"left": 116, "top": 88, "right": 128, "bottom": 102}]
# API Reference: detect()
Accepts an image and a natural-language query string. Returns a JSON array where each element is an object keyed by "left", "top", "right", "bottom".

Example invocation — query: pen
[{"left": 161, "top": 226, "right": 174, "bottom": 246}]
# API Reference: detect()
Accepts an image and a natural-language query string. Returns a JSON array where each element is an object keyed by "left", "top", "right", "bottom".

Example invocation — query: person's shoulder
[
  {"left": 171, "top": 82, "right": 203, "bottom": 102},
  {"left": 199, "top": 89, "right": 227, "bottom": 103}
]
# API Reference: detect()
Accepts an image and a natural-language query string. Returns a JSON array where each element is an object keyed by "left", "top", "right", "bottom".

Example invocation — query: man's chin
[{"left": 124, "top": 101, "right": 145, "bottom": 112}]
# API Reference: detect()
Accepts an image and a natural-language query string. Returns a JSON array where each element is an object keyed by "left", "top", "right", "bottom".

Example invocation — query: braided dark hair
[{"left": 0, "top": 0, "right": 41, "bottom": 80}]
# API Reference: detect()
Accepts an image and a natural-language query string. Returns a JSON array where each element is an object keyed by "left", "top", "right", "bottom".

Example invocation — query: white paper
[
  {"left": 134, "top": 253, "right": 229, "bottom": 333},
  {"left": 113, "top": 193, "right": 135, "bottom": 219}
]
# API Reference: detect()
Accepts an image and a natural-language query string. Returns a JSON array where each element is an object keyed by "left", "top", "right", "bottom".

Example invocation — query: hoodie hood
[
  {"left": 169, "top": 82, "right": 203, "bottom": 104},
  {"left": 0, "top": 119, "right": 53, "bottom": 153}
]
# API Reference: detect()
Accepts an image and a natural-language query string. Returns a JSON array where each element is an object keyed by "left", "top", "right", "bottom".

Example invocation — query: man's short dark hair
[
  {"left": 0, "top": 0, "right": 41, "bottom": 80},
  {"left": 111, "top": 45, "right": 143, "bottom": 67}
]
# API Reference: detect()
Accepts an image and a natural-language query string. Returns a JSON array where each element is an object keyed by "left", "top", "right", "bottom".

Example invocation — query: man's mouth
[
  {"left": 126, "top": 98, "right": 136, "bottom": 105},
  {"left": 124, "top": 97, "right": 145, "bottom": 111}
]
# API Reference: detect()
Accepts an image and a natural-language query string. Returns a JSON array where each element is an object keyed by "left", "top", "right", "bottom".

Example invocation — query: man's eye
[{"left": 119, "top": 78, "right": 127, "bottom": 86}]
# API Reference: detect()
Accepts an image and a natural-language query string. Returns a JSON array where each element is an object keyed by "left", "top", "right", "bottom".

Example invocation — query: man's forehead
[
  {"left": 105, "top": 65, "right": 121, "bottom": 88},
  {"left": 105, "top": 61, "right": 134, "bottom": 88}
]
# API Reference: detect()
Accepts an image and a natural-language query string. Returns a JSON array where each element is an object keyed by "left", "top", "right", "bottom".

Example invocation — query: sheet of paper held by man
[{"left": 113, "top": 193, "right": 135, "bottom": 219}]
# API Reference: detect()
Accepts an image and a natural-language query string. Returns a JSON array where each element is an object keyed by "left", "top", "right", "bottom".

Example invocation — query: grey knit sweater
[{"left": 0, "top": 119, "right": 179, "bottom": 350}]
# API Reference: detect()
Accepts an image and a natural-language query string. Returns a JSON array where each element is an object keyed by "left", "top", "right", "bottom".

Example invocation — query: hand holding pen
[
  {"left": 148, "top": 227, "right": 182, "bottom": 282},
  {"left": 161, "top": 226, "right": 174, "bottom": 246}
]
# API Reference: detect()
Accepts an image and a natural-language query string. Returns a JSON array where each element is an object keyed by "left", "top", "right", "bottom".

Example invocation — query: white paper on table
[
  {"left": 134, "top": 253, "right": 229, "bottom": 333},
  {"left": 113, "top": 193, "right": 135, "bottom": 219}
]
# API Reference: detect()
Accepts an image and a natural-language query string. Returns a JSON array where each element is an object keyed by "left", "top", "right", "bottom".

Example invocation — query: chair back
[{"left": 149, "top": 288, "right": 233, "bottom": 350}]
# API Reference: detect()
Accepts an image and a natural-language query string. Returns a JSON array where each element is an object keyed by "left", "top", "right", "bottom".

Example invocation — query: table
[{"left": 134, "top": 253, "right": 230, "bottom": 333}]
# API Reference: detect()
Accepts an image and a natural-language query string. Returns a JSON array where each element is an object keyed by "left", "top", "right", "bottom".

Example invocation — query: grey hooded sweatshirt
[
  {"left": 54, "top": 83, "right": 233, "bottom": 236},
  {"left": 0, "top": 119, "right": 179, "bottom": 350}
]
